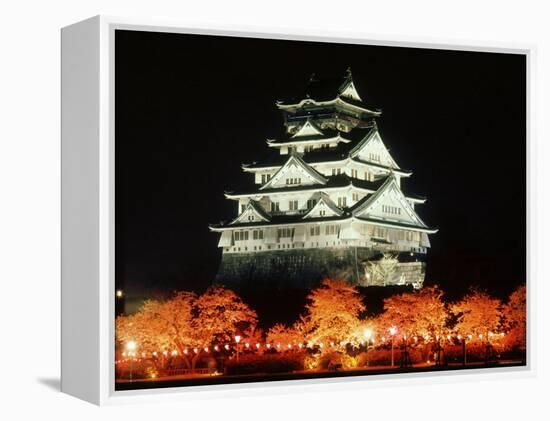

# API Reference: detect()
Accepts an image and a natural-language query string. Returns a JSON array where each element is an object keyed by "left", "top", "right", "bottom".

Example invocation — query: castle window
[
  {"left": 325, "top": 225, "right": 338, "bottom": 235},
  {"left": 234, "top": 231, "right": 249, "bottom": 241},
  {"left": 310, "top": 226, "right": 320, "bottom": 236},
  {"left": 261, "top": 174, "right": 266, "bottom": 184},
  {"left": 382, "top": 205, "right": 401, "bottom": 215},
  {"left": 289, "top": 200, "right": 298, "bottom": 211},
  {"left": 253, "top": 230, "right": 264, "bottom": 240},
  {"left": 286, "top": 178, "right": 301, "bottom": 185},
  {"left": 319, "top": 209, "right": 326, "bottom": 216},
  {"left": 307, "top": 199, "right": 317, "bottom": 209},
  {"left": 369, "top": 153, "right": 381, "bottom": 163},
  {"left": 351, "top": 169, "right": 358, "bottom": 178},
  {"left": 365, "top": 171, "right": 372, "bottom": 181},
  {"left": 332, "top": 168, "right": 342, "bottom": 176},
  {"left": 278, "top": 227, "right": 294, "bottom": 238},
  {"left": 374, "top": 227, "right": 387, "bottom": 238},
  {"left": 352, "top": 193, "right": 359, "bottom": 202},
  {"left": 271, "top": 202, "right": 280, "bottom": 212},
  {"left": 338, "top": 197, "right": 347, "bottom": 207}
]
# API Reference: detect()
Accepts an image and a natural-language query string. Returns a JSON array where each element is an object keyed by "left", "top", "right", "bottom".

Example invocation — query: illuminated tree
[
  {"left": 116, "top": 299, "right": 170, "bottom": 355},
  {"left": 377, "top": 286, "right": 448, "bottom": 340},
  {"left": 191, "top": 286, "right": 258, "bottom": 369},
  {"left": 502, "top": 285, "right": 526, "bottom": 351},
  {"left": 302, "top": 279, "right": 365, "bottom": 347},
  {"left": 115, "top": 287, "right": 257, "bottom": 372},
  {"left": 451, "top": 288, "right": 503, "bottom": 341},
  {"left": 267, "top": 323, "right": 304, "bottom": 349}
]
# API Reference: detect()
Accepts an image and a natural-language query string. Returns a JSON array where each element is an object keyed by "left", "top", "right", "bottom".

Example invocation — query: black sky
[{"left": 115, "top": 30, "right": 526, "bottom": 303}]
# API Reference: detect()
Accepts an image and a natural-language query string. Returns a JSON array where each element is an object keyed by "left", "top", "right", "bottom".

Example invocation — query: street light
[
  {"left": 126, "top": 341, "right": 137, "bottom": 381},
  {"left": 389, "top": 326, "right": 397, "bottom": 367},
  {"left": 364, "top": 328, "right": 373, "bottom": 367},
  {"left": 235, "top": 335, "right": 241, "bottom": 363},
  {"left": 116, "top": 289, "right": 123, "bottom": 298}
]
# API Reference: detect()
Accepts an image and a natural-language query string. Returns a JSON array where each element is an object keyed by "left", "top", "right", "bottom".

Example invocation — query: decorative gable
[
  {"left": 291, "top": 120, "right": 324, "bottom": 138},
  {"left": 352, "top": 177, "right": 428, "bottom": 228},
  {"left": 339, "top": 80, "right": 362, "bottom": 101},
  {"left": 349, "top": 125, "right": 399, "bottom": 169},
  {"left": 260, "top": 154, "right": 328, "bottom": 190},
  {"left": 303, "top": 193, "right": 344, "bottom": 219},
  {"left": 230, "top": 202, "right": 270, "bottom": 225}
]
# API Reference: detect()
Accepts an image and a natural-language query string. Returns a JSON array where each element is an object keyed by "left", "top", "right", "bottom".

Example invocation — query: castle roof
[
  {"left": 276, "top": 69, "right": 381, "bottom": 116},
  {"left": 225, "top": 174, "right": 387, "bottom": 197}
]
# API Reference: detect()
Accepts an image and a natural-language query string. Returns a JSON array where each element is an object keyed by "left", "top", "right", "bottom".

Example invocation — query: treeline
[{"left": 116, "top": 280, "right": 526, "bottom": 374}]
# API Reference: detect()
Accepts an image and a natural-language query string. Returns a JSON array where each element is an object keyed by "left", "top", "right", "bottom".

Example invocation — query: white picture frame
[{"left": 61, "top": 15, "right": 534, "bottom": 406}]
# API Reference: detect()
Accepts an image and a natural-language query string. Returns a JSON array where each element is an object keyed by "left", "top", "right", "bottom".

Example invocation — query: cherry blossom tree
[
  {"left": 115, "top": 286, "right": 257, "bottom": 372},
  {"left": 451, "top": 288, "right": 503, "bottom": 342},
  {"left": 301, "top": 279, "right": 365, "bottom": 347},
  {"left": 502, "top": 285, "right": 526, "bottom": 351},
  {"left": 266, "top": 323, "right": 304, "bottom": 349},
  {"left": 377, "top": 286, "right": 448, "bottom": 341}
]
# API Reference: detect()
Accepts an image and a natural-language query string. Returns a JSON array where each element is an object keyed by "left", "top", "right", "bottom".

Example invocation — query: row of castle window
[
  {"left": 382, "top": 205, "right": 401, "bottom": 215},
  {"left": 330, "top": 167, "right": 373, "bottom": 181},
  {"left": 235, "top": 230, "right": 264, "bottom": 241},
  {"left": 262, "top": 168, "right": 374, "bottom": 185},
  {"left": 368, "top": 153, "right": 381, "bottom": 163},
  {"left": 246, "top": 195, "right": 358, "bottom": 216},
  {"left": 286, "top": 177, "right": 301, "bottom": 185}
]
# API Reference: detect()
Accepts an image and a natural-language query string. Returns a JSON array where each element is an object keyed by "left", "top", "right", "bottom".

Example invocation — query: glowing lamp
[
  {"left": 389, "top": 326, "right": 397, "bottom": 336},
  {"left": 126, "top": 341, "right": 137, "bottom": 351},
  {"left": 235, "top": 335, "right": 241, "bottom": 344}
]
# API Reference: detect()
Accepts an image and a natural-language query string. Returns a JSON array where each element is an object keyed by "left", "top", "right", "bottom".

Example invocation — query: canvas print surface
[{"left": 114, "top": 30, "right": 527, "bottom": 390}]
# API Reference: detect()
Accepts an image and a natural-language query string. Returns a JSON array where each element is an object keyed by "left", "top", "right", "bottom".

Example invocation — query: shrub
[
  {"left": 318, "top": 351, "right": 343, "bottom": 370},
  {"left": 225, "top": 352, "right": 305, "bottom": 375}
]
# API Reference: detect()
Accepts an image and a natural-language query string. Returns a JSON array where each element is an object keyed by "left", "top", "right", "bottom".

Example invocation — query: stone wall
[{"left": 215, "top": 247, "right": 377, "bottom": 290}]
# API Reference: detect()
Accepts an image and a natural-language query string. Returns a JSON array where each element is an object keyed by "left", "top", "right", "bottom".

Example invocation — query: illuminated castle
[{"left": 210, "top": 69, "right": 437, "bottom": 289}]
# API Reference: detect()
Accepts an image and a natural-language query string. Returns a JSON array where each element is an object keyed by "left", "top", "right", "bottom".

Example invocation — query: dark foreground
[{"left": 115, "top": 360, "right": 525, "bottom": 391}]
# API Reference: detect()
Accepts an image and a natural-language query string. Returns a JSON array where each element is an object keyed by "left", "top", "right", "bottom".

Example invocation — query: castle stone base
[{"left": 215, "top": 247, "right": 379, "bottom": 290}]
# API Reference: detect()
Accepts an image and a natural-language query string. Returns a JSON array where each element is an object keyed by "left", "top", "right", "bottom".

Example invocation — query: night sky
[{"left": 115, "top": 30, "right": 526, "bottom": 305}]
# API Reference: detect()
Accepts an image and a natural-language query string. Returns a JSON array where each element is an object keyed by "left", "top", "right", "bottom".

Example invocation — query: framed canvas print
[{"left": 61, "top": 16, "right": 532, "bottom": 405}]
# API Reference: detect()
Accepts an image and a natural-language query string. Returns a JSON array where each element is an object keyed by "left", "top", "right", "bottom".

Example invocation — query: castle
[{"left": 210, "top": 69, "right": 436, "bottom": 289}]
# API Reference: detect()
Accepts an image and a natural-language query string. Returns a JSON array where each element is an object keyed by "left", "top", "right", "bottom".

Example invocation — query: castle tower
[{"left": 210, "top": 69, "right": 437, "bottom": 289}]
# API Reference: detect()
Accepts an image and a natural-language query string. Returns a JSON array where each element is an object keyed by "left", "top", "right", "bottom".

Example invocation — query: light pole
[
  {"left": 235, "top": 335, "right": 241, "bottom": 363},
  {"left": 364, "top": 328, "right": 373, "bottom": 367},
  {"left": 389, "top": 326, "right": 397, "bottom": 367},
  {"left": 126, "top": 340, "right": 137, "bottom": 381}
]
